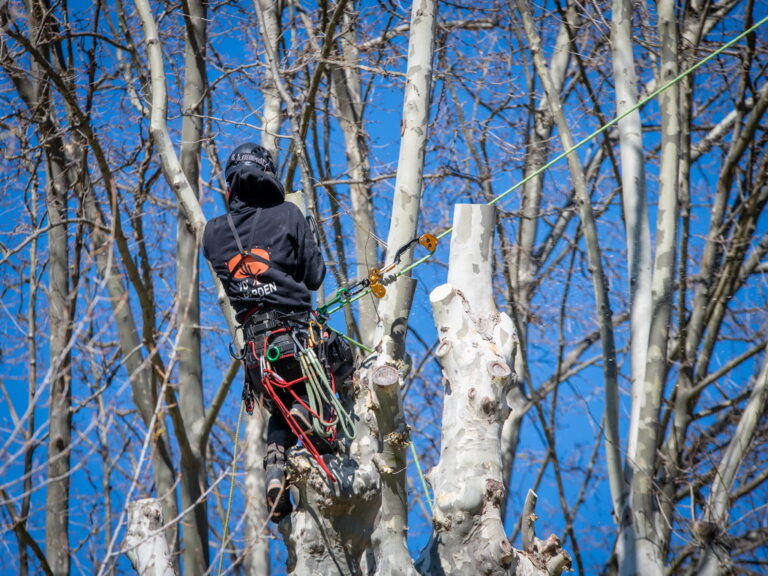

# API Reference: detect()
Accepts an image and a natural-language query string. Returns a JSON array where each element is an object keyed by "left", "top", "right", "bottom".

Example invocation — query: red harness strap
[{"left": 252, "top": 330, "right": 338, "bottom": 481}]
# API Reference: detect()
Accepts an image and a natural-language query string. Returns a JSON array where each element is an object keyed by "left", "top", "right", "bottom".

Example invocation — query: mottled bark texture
[
  {"left": 124, "top": 499, "right": 178, "bottom": 576},
  {"left": 611, "top": 0, "right": 651, "bottom": 570},
  {"left": 515, "top": 0, "right": 622, "bottom": 528},
  {"left": 367, "top": 0, "right": 437, "bottom": 572},
  {"left": 418, "top": 204, "right": 570, "bottom": 576},
  {"left": 624, "top": 0, "right": 680, "bottom": 574},
  {"left": 278, "top": 365, "right": 381, "bottom": 575}
]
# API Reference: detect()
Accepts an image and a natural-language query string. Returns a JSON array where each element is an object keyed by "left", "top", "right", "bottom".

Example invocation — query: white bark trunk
[
  {"left": 419, "top": 204, "right": 569, "bottom": 576},
  {"left": 697, "top": 345, "right": 768, "bottom": 575},
  {"left": 611, "top": 0, "right": 651, "bottom": 571},
  {"left": 378, "top": 0, "right": 436, "bottom": 276},
  {"left": 369, "top": 276, "right": 418, "bottom": 576},
  {"left": 330, "top": 5, "right": 378, "bottom": 342},
  {"left": 244, "top": 408, "right": 270, "bottom": 576},
  {"left": 626, "top": 2, "right": 680, "bottom": 574},
  {"left": 254, "top": 0, "right": 282, "bottom": 159},
  {"left": 124, "top": 499, "right": 178, "bottom": 576},
  {"left": 368, "top": 0, "right": 437, "bottom": 572},
  {"left": 419, "top": 204, "right": 516, "bottom": 575},
  {"left": 515, "top": 0, "right": 622, "bottom": 539},
  {"left": 612, "top": 0, "right": 651, "bottom": 471}
]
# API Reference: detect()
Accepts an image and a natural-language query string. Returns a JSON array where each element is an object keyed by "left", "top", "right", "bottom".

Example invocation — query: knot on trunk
[
  {"left": 487, "top": 360, "right": 511, "bottom": 379},
  {"left": 484, "top": 479, "right": 505, "bottom": 508}
]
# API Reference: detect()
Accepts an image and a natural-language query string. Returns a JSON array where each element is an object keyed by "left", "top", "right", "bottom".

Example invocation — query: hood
[{"left": 228, "top": 164, "right": 285, "bottom": 209}]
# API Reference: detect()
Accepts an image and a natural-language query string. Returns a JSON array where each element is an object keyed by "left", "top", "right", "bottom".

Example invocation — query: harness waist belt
[{"left": 243, "top": 309, "right": 311, "bottom": 340}]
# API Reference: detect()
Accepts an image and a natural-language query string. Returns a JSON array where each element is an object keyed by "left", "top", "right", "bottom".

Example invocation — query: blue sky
[{"left": 1, "top": 1, "right": 768, "bottom": 574}]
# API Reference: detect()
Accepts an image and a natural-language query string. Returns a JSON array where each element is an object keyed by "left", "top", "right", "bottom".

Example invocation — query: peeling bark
[
  {"left": 369, "top": 277, "right": 418, "bottom": 576},
  {"left": 124, "top": 499, "right": 177, "bottom": 576},
  {"left": 419, "top": 204, "right": 569, "bottom": 576}
]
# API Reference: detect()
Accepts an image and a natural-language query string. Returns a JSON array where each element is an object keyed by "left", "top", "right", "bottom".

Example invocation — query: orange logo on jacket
[{"left": 228, "top": 249, "right": 270, "bottom": 280}]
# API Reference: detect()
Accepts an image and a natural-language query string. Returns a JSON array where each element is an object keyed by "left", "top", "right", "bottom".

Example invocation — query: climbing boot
[
  {"left": 263, "top": 444, "right": 292, "bottom": 523},
  {"left": 289, "top": 403, "right": 338, "bottom": 455}
]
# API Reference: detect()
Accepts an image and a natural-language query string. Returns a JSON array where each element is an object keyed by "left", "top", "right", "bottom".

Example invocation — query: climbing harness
[
  {"left": 317, "top": 232, "right": 438, "bottom": 317},
  {"left": 237, "top": 310, "right": 356, "bottom": 481}
]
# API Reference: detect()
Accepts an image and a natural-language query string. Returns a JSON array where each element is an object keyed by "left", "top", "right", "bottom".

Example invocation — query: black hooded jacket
[{"left": 202, "top": 166, "right": 325, "bottom": 323}]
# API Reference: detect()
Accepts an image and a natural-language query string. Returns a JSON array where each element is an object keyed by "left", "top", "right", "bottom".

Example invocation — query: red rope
[{"left": 253, "top": 332, "right": 338, "bottom": 482}]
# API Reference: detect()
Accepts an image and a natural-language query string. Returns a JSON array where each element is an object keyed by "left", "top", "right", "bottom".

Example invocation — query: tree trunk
[
  {"left": 124, "top": 499, "right": 178, "bottom": 576},
  {"left": 44, "top": 147, "right": 72, "bottom": 576},
  {"left": 419, "top": 203, "right": 517, "bottom": 574},
  {"left": 177, "top": 0, "right": 210, "bottom": 572},
  {"left": 501, "top": 0, "right": 577, "bottom": 515},
  {"left": 279, "top": 365, "right": 382, "bottom": 575},
  {"left": 418, "top": 204, "right": 570, "bottom": 576},
  {"left": 13, "top": 4, "right": 77, "bottom": 572},
  {"left": 515, "top": 0, "right": 622, "bottom": 533},
  {"left": 611, "top": 0, "right": 651, "bottom": 467},
  {"left": 697, "top": 344, "right": 768, "bottom": 575},
  {"left": 367, "top": 0, "right": 437, "bottom": 572},
  {"left": 610, "top": 0, "right": 651, "bottom": 570},
  {"left": 330, "top": 4, "right": 378, "bottom": 343},
  {"left": 625, "top": 1, "right": 680, "bottom": 574},
  {"left": 243, "top": 408, "right": 270, "bottom": 575}
]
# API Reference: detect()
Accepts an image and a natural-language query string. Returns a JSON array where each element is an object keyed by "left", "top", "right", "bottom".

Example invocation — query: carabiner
[
  {"left": 229, "top": 341, "right": 246, "bottom": 360},
  {"left": 308, "top": 320, "right": 322, "bottom": 348},
  {"left": 290, "top": 330, "right": 306, "bottom": 354}
]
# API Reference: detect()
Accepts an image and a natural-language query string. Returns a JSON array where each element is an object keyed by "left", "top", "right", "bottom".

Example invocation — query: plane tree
[{"left": 0, "top": 1, "right": 766, "bottom": 575}]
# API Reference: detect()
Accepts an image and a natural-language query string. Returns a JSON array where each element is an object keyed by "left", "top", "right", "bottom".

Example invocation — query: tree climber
[{"left": 203, "top": 143, "right": 352, "bottom": 522}]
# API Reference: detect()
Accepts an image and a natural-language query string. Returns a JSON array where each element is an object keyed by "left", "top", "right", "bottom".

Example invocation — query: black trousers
[{"left": 245, "top": 336, "right": 306, "bottom": 452}]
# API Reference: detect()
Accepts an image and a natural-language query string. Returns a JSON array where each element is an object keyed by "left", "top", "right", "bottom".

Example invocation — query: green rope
[
  {"left": 217, "top": 401, "right": 245, "bottom": 576},
  {"left": 299, "top": 348, "right": 358, "bottom": 440},
  {"left": 409, "top": 440, "right": 433, "bottom": 514},
  {"left": 324, "top": 14, "right": 768, "bottom": 316},
  {"left": 327, "top": 325, "right": 374, "bottom": 354}
]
